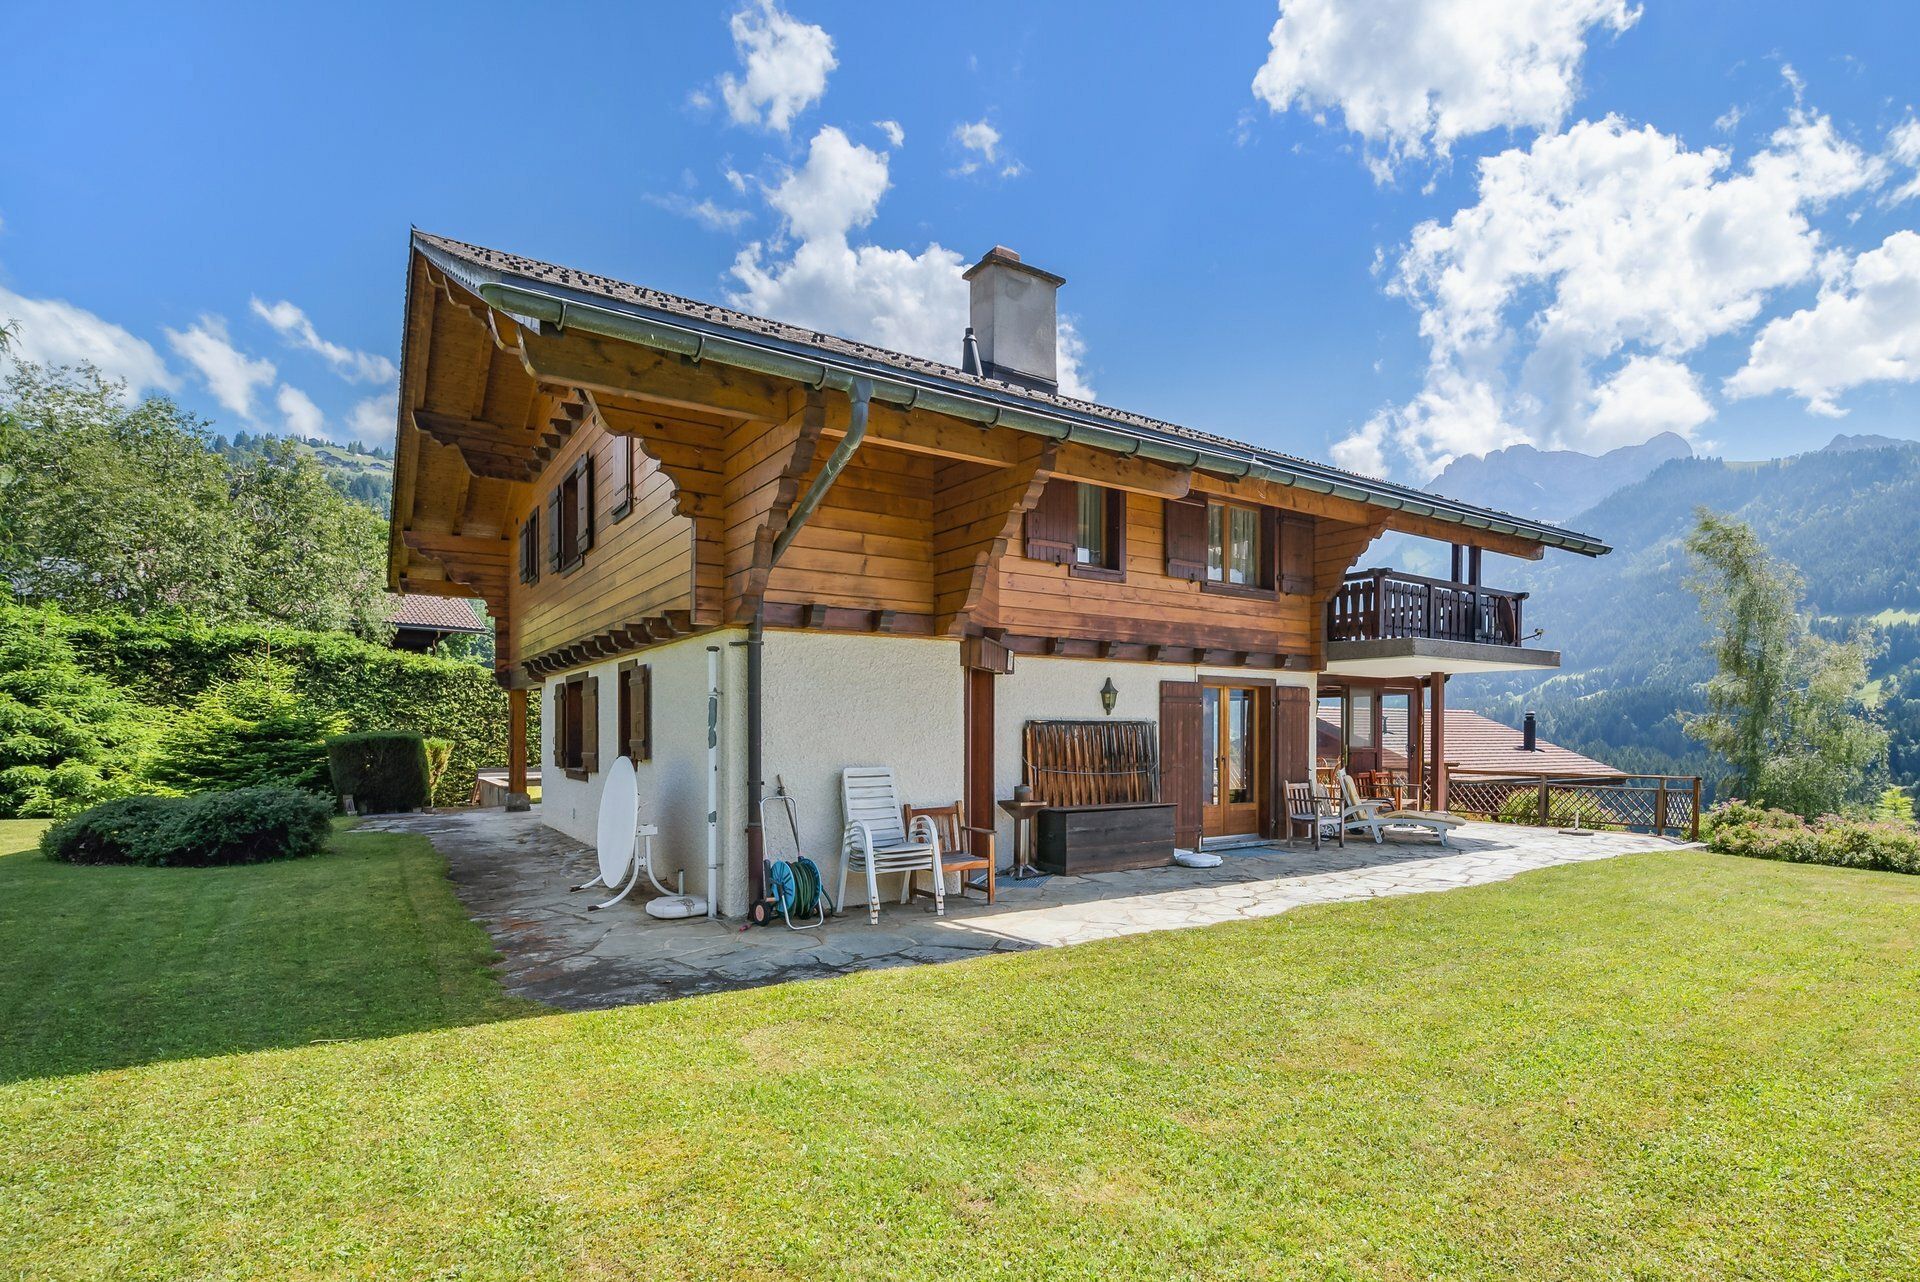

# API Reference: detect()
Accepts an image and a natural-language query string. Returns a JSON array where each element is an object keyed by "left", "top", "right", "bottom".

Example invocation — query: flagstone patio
[{"left": 365, "top": 807, "right": 1691, "bottom": 1009}]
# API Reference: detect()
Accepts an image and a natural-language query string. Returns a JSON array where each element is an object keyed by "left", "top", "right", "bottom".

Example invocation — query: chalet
[{"left": 387, "top": 232, "right": 1609, "bottom": 916}]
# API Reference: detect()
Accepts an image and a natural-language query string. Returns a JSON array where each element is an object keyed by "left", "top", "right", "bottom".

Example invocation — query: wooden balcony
[{"left": 1326, "top": 569, "right": 1528, "bottom": 647}]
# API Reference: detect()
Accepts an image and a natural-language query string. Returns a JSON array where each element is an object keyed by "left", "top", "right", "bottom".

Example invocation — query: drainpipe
[{"left": 742, "top": 378, "right": 874, "bottom": 911}]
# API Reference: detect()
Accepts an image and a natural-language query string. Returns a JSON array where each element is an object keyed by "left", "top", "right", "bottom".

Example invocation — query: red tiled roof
[
  {"left": 387, "top": 594, "right": 485, "bottom": 633},
  {"left": 1316, "top": 708, "right": 1622, "bottom": 778}
]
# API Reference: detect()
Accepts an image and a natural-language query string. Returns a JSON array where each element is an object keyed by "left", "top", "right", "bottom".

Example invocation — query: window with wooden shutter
[
  {"left": 1198, "top": 499, "right": 1277, "bottom": 596},
  {"left": 1023, "top": 478, "right": 1077, "bottom": 565},
  {"left": 552, "top": 682, "right": 569, "bottom": 768},
  {"left": 1164, "top": 498, "right": 1207, "bottom": 581},
  {"left": 574, "top": 456, "right": 595, "bottom": 557},
  {"left": 578, "top": 675, "right": 600, "bottom": 775},
  {"left": 519, "top": 509, "right": 540, "bottom": 584},
  {"left": 1278, "top": 515, "right": 1315, "bottom": 595},
  {"left": 1068, "top": 484, "right": 1125, "bottom": 580},
  {"left": 608, "top": 435, "right": 633, "bottom": 522},
  {"left": 545, "top": 488, "right": 562, "bottom": 573},
  {"left": 618, "top": 661, "right": 652, "bottom": 763}
]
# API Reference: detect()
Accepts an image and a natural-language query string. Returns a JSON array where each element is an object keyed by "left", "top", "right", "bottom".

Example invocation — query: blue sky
[{"left": 4, "top": 1, "right": 1919, "bottom": 476}]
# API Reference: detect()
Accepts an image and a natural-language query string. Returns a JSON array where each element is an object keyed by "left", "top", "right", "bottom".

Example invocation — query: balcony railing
[{"left": 1326, "top": 569, "right": 1528, "bottom": 646}]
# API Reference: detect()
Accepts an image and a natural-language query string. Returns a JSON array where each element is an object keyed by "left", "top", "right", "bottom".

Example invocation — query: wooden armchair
[{"left": 902, "top": 803, "right": 997, "bottom": 904}]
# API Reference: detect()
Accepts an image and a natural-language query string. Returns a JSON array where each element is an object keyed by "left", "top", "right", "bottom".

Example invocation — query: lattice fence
[{"left": 1447, "top": 773, "right": 1700, "bottom": 839}]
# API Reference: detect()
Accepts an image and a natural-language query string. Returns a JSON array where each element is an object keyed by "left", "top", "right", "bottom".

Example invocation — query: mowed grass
[{"left": 3, "top": 822, "right": 1919, "bottom": 1279}]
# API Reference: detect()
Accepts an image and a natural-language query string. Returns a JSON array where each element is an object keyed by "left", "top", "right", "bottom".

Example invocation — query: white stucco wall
[
  {"left": 536, "top": 630, "right": 748, "bottom": 913},
  {"left": 761, "top": 632, "right": 966, "bottom": 894},
  {"left": 991, "top": 656, "right": 1316, "bottom": 855}
]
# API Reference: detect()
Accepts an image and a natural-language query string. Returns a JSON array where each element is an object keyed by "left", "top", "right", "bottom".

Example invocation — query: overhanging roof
[{"left": 410, "top": 230, "right": 1611, "bottom": 558}]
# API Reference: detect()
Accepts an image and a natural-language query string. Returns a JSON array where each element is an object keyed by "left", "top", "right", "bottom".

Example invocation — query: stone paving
[{"left": 364, "top": 807, "right": 1693, "bottom": 1009}]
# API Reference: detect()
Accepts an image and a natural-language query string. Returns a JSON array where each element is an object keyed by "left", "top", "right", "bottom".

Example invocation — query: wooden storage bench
[{"left": 1035, "top": 802, "right": 1176, "bottom": 874}]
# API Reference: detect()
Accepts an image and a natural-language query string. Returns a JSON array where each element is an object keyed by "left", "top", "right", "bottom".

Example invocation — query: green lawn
[{"left": 3, "top": 822, "right": 1919, "bottom": 1278}]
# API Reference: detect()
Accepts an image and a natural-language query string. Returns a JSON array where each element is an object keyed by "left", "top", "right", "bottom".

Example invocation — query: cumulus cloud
[
  {"left": 346, "top": 391, "right": 396, "bottom": 446},
  {"left": 275, "top": 383, "right": 325, "bottom": 438},
  {"left": 1341, "top": 110, "right": 1876, "bottom": 474},
  {"left": 0, "top": 283, "right": 175, "bottom": 400},
  {"left": 1888, "top": 115, "right": 1920, "bottom": 205},
  {"left": 166, "top": 315, "right": 276, "bottom": 422},
  {"left": 1251, "top": 0, "right": 1640, "bottom": 179},
  {"left": 875, "top": 119, "right": 904, "bottom": 147},
  {"left": 718, "top": 0, "right": 836, "bottom": 133},
  {"left": 249, "top": 297, "right": 396, "bottom": 384},
  {"left": 1726, "top": 229, "right": 1920, "bottom": 416},
  {"left": 951, "top": 117, "right": 1022, "bottom": 177},
  {"left": 728, "top": 125, "right": 1094, "bottom": 398}
]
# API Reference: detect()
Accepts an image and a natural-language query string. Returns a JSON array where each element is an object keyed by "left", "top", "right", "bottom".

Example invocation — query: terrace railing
[
  {"left": 1327, "top": 569, "right": 1528, "bottom": 646},
  {"left": 1444, "top": 769, "right": 1702, "bottom": 841}
]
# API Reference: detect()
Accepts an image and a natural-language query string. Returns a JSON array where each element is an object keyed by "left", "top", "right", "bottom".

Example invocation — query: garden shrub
[
  {"left": 424, "top": 737, "right": 454, "bottom": 798},
  {"left": 40, "top": 786, "right": 332, "bottom": 867},
  {"left": 1706, "top": 801, "right": 1920, "bottom": 875},
  {"left": 147, "top": 653, "right": 343, "bottom": 794},
  {"left": 327, "top": 731, "right": 431, "bottom": 813}
]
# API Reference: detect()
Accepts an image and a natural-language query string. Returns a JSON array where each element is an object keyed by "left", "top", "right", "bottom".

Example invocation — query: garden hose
[{"left": 766, "top": 856, "right": 831, "bottom": 929}]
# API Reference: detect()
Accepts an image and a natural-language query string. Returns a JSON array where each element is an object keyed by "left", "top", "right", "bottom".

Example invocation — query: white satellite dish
[{"left": 596, "top": 756, "right": 640, "bottom": 888}]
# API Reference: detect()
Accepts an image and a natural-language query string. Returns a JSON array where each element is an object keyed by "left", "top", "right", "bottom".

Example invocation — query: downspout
[{"left": 742, "top": 377, "right": 874, "bottom": 911}]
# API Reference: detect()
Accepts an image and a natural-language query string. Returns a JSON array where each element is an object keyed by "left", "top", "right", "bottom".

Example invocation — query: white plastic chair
[
  {"left": 1337, "top": 770, "right": 1462, "bottom": 847},
  {"left": 839, "top": 767, "right": 945, "bottom": 925}
]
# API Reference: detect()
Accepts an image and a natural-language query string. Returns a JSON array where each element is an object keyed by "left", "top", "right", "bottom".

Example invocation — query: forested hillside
[
  {"left": 1454, "top": 439, "right": 1920, "bottom": 793},
  {"left": 213, "top": 430, "right": 394, "bottom": 512}
]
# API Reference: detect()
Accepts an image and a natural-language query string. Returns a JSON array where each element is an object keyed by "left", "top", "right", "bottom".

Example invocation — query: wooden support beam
[
  {"left": 521, "top": 328, "right": 788, "bottom": 424},
  {"left": 1052, "top": 443, "right": 1192, "bottom": 498}
]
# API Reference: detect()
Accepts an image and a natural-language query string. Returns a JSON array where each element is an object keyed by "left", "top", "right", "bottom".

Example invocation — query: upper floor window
[
  {"left": 1206, "top": 501, "right": 1262, "bottom": 586},
  {"left": 518, "top": 508, "right": 540, "bottom": 584},
  {"left": 1024, "top": 478, "right": 1125, "bottom": 580},
  {"left": 608, "top": 434, "right": 634, "bottom": 523},
  {"left": 546, "top": 456, "right": 595, "bottom": 575}
]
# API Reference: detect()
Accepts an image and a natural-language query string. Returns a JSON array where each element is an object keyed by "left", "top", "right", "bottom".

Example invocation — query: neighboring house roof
[
  {"left": 1316, "top": 708, "right": 1623, "bottom": 778},
  {"left": 387, "top": 594, "right": 485, "bottom": 634},
  {"left": 410, "top": 230, "right": 1610, "bottom": 558}
]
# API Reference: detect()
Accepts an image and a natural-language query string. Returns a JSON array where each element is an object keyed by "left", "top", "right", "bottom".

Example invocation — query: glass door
[{"left": 1202, "top": 685, "right": 1264, "bottom": 838}]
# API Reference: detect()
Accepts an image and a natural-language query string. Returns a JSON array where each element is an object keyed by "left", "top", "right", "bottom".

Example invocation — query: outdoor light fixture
[{"left": 1100, "top": 678, "right": 1119, "bottom": 715}]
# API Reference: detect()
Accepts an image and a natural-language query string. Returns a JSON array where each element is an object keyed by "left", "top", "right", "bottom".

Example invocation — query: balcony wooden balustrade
[{"left": 1326, "top": 569, "right": 1528, "bottom": 646}]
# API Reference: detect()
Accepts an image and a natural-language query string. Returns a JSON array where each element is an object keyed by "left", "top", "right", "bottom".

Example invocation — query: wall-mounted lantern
[{"left": 1099, "top": 677, "right": 1119, "bottom": 716}]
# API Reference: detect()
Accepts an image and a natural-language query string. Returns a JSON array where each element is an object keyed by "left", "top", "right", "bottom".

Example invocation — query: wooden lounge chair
[
  {"left": 1337, "top": 771, "right": 1462, "bottom": 847},
  {"left": 839, "top": 767, "right": 945, "bottom": 925}
]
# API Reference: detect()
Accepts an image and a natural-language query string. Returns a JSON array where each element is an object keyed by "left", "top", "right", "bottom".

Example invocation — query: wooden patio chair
[
  {"left": 1285, "top": 781, "right": 1346, "bottom": 850},
  {"left": 839, "top": 767, "right": 944, "bottom": 925},
  {"left": 902, "top": 803, "right": 996, "bottom": 904}
]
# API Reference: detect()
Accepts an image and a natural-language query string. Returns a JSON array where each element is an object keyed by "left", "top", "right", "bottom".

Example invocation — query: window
[
  {"left": 518, "top": 508, "right": 540, "bottom": 584},
  {"left": 1206, "top": 501, "right": 1262, "bottom": 586},
  {"left": 1024, "top": 479, "right": 1125, "bottom": 580},
  {"left": 616, "top": 661, "right": 652, "bottom": 763},
  {"left": 608, "top": 434, "right": 634, "bottom": 522},
  {"left": 551, "top": 673, "right": 600, "bottom": 778},
  {"left": 545, "top": 456, "right": 596, "bottom": 574}
]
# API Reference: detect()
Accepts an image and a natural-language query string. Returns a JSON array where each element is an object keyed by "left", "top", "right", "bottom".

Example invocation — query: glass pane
[
  {"left": 1227, "top": 689, "right": 1252, "bottom": 803},
  {"left": 1075, "top": 483, "right": 1107, "bottom": 566},
  {"left": 1229, "top": 506, "right": 1258, "bottom": 585},
  {"left": 1202, "top": 689, "right": 1219, "bottom": 806},
  {"left": 1349, "top": 690, "right": 1376, "bottom": 749},
  {"left": 1207, "top": 504, "right": 1225, "bottom": 580}
]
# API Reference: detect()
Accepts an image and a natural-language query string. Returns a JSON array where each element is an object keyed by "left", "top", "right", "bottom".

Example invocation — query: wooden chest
[{"left": 1035, "top": 803, "right": 1177, "bottom": 874}]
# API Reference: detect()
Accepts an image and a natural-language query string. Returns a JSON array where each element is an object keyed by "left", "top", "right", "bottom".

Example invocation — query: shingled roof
[
  {"left": 1317, "top": 708, "right": 1623, "bottom": 779},
  {"left": 387, "top": 594, "right": 485, "bottom": 633},
  {"left": 411, "top": 230, "right": 1610, "bottom": 557}
]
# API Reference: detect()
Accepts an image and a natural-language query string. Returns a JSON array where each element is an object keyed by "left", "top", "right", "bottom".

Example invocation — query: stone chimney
[{"left": 962, "top": 246, "right": 1065, "bottom": 393}]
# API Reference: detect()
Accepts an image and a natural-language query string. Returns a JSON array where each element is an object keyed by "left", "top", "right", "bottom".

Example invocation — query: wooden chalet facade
[{"left": 388, "top": 232, "right": 1609, "bottom": 915}]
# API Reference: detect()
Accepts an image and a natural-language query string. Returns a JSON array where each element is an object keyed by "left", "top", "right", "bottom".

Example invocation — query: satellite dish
[{"left": 596, "top": 756, "right": 639, "bottom": 888}]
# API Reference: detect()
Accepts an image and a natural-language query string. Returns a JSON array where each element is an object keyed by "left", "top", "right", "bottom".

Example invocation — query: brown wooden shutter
[
  {"left": 1164, "top": 498, "right": 1207, "bottom": 581},
  {"left": 632, "top": 665, "right": 652, "bottom": 761},
  {"left": 1159, "top": 681, "right": 1205, "bottom": 851},
  {"left": 551, "top": 684, "right": 565, "bottom": 767},
  {"left": 1258, "top": 506, "right": 1280, "bottom": 590},
  {"left": 574, "top": 457, "right": 595, "bottom": 556},
  {"left": 607, "top": 434, "right": 632, "bottom": 518},
  {"left": 1023, "top": 478, "right": 1076, "bottom": 565},
  {"left": 1278, "top": 515, "right": 1315, "bottom": 595},
  {"left": 1270, "top": 686, "right": 1311, "bottom": 837},
  {"left": 545, "top": 488, "right": 562, "bottom": 572},
  {"left": 579, "top": 675, "right": 600, "bottom": 774}
]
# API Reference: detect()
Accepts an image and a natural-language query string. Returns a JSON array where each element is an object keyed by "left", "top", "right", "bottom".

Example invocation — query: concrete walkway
[{"left": 366, "top": 808, "right": 1688, "bottom": 1009}]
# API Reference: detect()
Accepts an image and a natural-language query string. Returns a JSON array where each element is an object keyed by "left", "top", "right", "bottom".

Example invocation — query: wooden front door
[{"left": 1202, "top": 684, "right": 1265, "bottom": 838}]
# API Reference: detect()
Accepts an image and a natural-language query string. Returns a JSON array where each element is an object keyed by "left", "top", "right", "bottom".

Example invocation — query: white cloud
[
  {"left": 645, "top": 193, "right": 754, "bottom": 232},
  {"left": 718, "top": 0, "right": 836, "bottom": 133},
  {"left": 875, "top": 119, "right": 904, "bottom": 147},
  {"left": 952, "top": 118, "right": 1021, "bottom": 178},
  {"left": 1251, "top": 0, "right": 1640, "bottom": 179},
  {"left": 275, "top": 383, "right": 324, "bottom": 438},
  {"left": 166, "top": 315, "right": 276, "bottom": 422},
  {"left": 1586, "top": 355, "right": 1714, "bottom": 447},
  {"left": 729, "top": 125, "right": 1094, "bottom": 399},
  {"left": 249, "top": 297, "right": 397, "bottom": 384},
  {"left": 0, "top": 283, "right": 175, "bottom": 399},
  {"left": 1340, "top": 110, "right": 1877, "bottom": 474},
  {"left": 1888, "top": 115, "right": 1920, "bottom": 205},
  {"left": 346, "top": 391, "right": 396, "bottom": 446},
  {"left": 1726, "top": 229, "right": 1920, "bottom": 416}
]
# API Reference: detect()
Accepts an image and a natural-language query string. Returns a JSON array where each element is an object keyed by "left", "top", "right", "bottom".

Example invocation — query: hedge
[
  {"left": 1706, "top": 800, "right": 1920, "bottom": 875},
  {"left": 328, "top": 731, "right": 431, "bottom": 813},
  {"left": 2, "top": 604, "right": 531, "bottom": 809},
  {"left": 41, "top": 787, "right": 334, "bottom": 867}
]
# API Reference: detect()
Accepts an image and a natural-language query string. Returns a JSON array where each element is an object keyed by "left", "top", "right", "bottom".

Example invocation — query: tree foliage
[
  {"left": 1682, "top": 509, "right": 1887, "bottom": 816},
  {"left": 0, "top": 362, "right": 392, "bottom": 636},
  {"left": 147, "top": 653, "right": 345, "bottom": 794}
]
